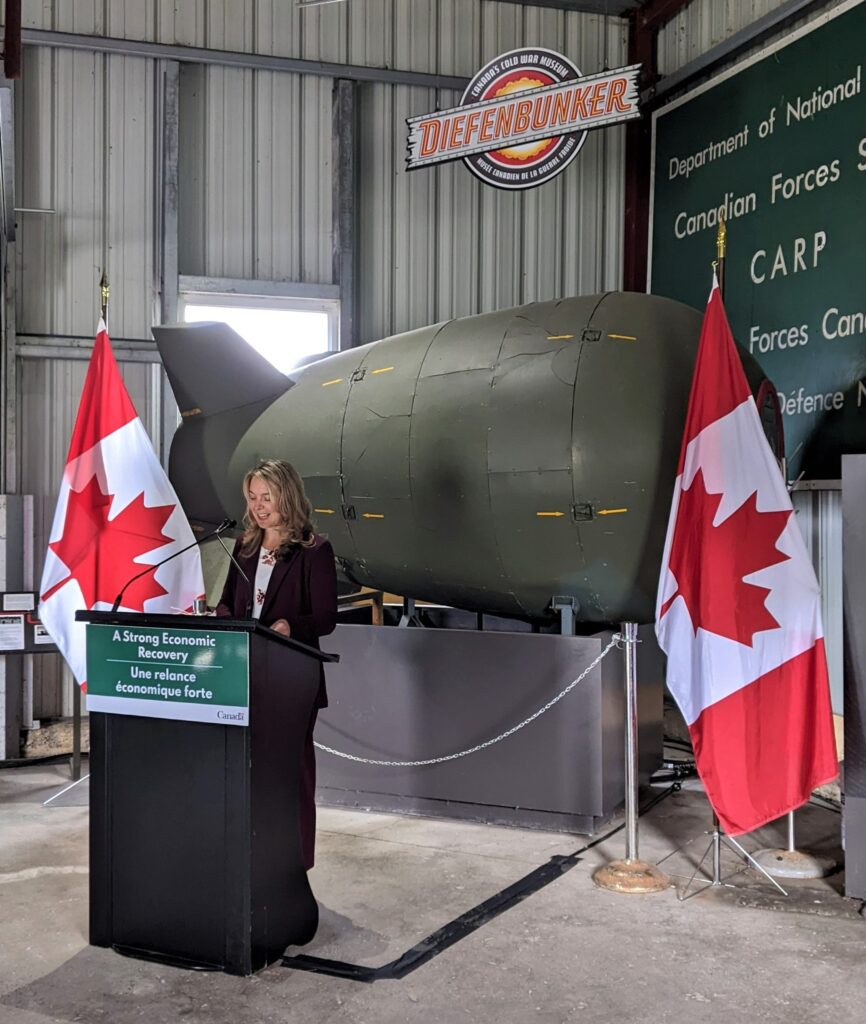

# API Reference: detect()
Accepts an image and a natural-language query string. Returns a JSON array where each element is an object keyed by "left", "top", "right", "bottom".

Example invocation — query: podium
[{"left": 78, "top": 611, "right": 338, "bottom": 976}]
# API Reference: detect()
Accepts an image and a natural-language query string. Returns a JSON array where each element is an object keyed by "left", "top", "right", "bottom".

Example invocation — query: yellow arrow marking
[
  {"left": 181, "top": 407, "right": 202, "bottom": 418},
  {"left": 321, "top": 378, "right": 343, "bottom": 387},
  {"left": 313, "top": 508, "right": 335, "bottom": 515},
  {"left": 608, "top": 333, "right": 637, "bottom": 341},
  {"left": 547, "top": 334, "right": 574, "bottom": 340},
  {"left": 597, "top": 508, "right": 628, "bottom": 516},
  {"left": 536, "top": 511, "right": 566, "bottom": 517},
  {"left": 371, "top": 366, "right": 395, "bottom": 374},
  {"left": 362, "top": 513, "right": 385, "bottom": 519}
]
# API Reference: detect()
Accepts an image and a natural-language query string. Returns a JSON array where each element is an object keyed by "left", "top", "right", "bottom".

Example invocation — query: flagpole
[
  {"left": 751, "top": 810, "right": 834, "bottom": 879},
  {"left": 67, "top": 273, "right": 110, "bottom": 787},
  {"left": 707, "top": 220, "right": 727, "bottom": 887},
  {"left": 714, "top": 220, "right": 830, "bottom": 884},
  {"left": 680, "top": 220, "right": 789, "bottom": 899},
  {"left": 100, "top": 271, "right": 110, "bottom": 324},
  {"left": 715, "top": 218, "right": 727, "bottom": 295}
]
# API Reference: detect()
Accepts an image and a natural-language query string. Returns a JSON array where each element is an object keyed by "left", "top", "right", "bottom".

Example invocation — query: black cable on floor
[
  {"left": 0, "top": 752, "right": 89, "bottom": 770},
  {"left": 281, "top": 784, "right": 679, "bottom": 983}
]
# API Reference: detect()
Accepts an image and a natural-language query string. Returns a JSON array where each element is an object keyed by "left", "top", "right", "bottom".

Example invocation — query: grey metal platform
[{"left": 316, "top": 623, "right": 663, "bottom": 833}]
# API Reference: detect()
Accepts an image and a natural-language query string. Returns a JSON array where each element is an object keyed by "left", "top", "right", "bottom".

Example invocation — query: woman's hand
[{"left": 270, "top": 618, "right": 291, "bottom": 636}]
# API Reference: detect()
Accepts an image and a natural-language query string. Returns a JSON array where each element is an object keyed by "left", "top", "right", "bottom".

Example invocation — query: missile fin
[{"left": 152, "top": 321, "right": 291, "bottom": 417}]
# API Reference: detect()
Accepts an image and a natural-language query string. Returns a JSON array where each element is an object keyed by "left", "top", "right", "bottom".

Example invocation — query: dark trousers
[{"left": 299, "top": 708, "right": 318, "bottom": 870}]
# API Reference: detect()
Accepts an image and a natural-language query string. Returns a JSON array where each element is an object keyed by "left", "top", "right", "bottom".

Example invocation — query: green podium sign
[{"left": 86, "top": 623, "right": 250, "bottom": 726}]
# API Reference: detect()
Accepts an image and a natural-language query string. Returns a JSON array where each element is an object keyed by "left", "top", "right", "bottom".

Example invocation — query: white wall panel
[
  {"left": 204, "top": 66, "right": 255, "bottom": 280},
  {"left": 155, "top": 0, "right": 207, "bottom": 48},
  {"left": 16, "top": 46, "right": 156, "bottom": 339},
  {"left": 177, "top": 65, "right": 333, "bottom": 283},
  {"left": 436, "top": 0, "right": 482, "bottom": 75}
]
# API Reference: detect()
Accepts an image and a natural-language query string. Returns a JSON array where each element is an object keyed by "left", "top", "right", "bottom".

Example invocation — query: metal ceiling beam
[
  {"left": 494, "top": 1, "right": 642, "bottom": 15},
  {"left": 18, "top": 28, "right": 470, "bottom": 92}
]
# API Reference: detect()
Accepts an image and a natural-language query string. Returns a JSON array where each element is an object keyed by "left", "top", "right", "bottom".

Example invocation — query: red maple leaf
[
  {"left": 660, "top": 468, "right": 792, "bottom": 646},
  {"left": 42, "top": 475, "right": 176, "bottom": 611}
]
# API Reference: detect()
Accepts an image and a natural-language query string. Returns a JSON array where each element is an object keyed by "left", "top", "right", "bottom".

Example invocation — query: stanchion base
[
  {"left": 592, "top": 859, "right": 670, "bottom": 894},
  {"left": 750, "top": 848, "right": 835, "bottom": 879}
]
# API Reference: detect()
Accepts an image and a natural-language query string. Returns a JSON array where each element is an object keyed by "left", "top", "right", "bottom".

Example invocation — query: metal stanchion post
[
  {"left": 593, "top": 624, "right": 669, "bottom": 893},
  {"left": 623, "top": 621, "right": 638, "bottom": 860}
]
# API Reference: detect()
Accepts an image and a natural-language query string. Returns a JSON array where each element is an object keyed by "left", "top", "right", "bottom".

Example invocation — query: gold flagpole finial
[
  {"left": 99, "top": 271, "right": 110, "bottom": 323},
  {"left": 716, "top": 219, "right": 727, "bottom": 262}
]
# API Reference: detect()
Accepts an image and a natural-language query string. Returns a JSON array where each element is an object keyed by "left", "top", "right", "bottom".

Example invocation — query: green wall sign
[
  {"left": 650, "top": 0, "right": 866, "bottom": 479},
  {"left": 86, "top": 624, "right": 249, "bottom": 726}
]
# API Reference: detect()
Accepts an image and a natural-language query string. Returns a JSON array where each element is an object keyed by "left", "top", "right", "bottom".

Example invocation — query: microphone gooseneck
[
  {"left": 216, "top": 532, "right": 254, "bottom": 618},
  {"left": 110, "top": 517, "right": 236, "bottom": 614}
]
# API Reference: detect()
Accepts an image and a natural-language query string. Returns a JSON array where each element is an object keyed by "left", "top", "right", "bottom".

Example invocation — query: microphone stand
[{"left": 110, "top": 518, "right": 235, "bottom": 614}]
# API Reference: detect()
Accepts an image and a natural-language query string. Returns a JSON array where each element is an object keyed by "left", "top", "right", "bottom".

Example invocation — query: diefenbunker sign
[{"left": 650, "top": 0, "right": 866, "bottom": 479}]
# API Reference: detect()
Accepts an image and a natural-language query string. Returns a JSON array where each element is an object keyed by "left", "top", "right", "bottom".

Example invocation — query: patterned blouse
[{"left": 251, "top": 546, "right": 277, "bottom": 620}]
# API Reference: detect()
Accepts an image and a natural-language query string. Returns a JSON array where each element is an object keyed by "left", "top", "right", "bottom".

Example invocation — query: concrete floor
[{"left": 1, "top": 762, "right": 864, "bottom": 1024}]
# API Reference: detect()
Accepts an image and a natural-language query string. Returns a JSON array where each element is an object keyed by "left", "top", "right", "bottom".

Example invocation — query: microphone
[
  {"left": 215, "top": 532, "right": 254, "bottom": 618},
  {"left": 110, "top": 517, "right": 236, "bottom": 614}
]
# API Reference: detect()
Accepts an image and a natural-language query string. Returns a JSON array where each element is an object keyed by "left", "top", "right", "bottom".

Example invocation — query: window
[{"left": 179, "top": 291, "right": 340, "bottom": 375}]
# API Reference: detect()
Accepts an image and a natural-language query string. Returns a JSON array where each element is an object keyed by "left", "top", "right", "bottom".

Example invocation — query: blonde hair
[{"left": 240, "top": 459, "right": 315, "bottom": 559}]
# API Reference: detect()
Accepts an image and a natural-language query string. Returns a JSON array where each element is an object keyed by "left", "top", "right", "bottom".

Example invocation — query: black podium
[{"left": 78, "top": 611, "right": 337, "bottom": 976}]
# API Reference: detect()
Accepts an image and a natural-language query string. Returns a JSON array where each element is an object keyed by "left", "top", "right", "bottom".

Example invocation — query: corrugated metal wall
[
  {"left": 16, "top": 44, "right": 163, "bottom": 714},
  {"left": 350, "top": 2, "right": 627, "bottom": 339},
  {"left": 171, "top": 3, "right": 627, "bottom": 340},
  {"left": 792, "top": 490, "right": 843, "bottom": 713},
  {"left": 10, "top": 2, "right": 628, "bottom": 720},
  {"left": 16, "top": 46, "right": 158, "bottom": 339},
  {"left": 177, "top": 65, "right": 334, "bottom": 284},
  {"left": 357, "top": 79, "right": 624, "bottom": 341},
  {"left": 20, "top": 0, "right": 618, "bottom": 79},
  {"left": 657, "top": 0, "right": 810, "bottom": 77},
  {"left": 17, "top": 3, "right": 628, "bottom": 338}
]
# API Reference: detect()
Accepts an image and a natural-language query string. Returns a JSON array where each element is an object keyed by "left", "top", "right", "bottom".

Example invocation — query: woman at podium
[{"left": 216, "top": 458, "right": 338, "bottom": 869}]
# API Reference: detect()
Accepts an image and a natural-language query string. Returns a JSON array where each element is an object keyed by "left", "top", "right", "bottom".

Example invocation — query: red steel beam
[
  {"left": 622, "top": 0, "right": 692, "bottom": 292},
  {"left": 3, "top": 0, "right": 22, "bottom": 79}
]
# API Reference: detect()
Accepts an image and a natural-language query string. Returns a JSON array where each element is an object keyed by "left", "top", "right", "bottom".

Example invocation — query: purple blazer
[{"left": 215, "top": 533, "right": 338, "bottom": 708}]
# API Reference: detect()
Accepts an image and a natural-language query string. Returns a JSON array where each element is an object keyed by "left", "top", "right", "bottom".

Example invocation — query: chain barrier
[{"left": 314, "top": 632, "right": 623, "bottom": 767}]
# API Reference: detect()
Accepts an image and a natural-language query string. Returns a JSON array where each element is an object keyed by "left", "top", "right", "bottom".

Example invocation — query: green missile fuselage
[{"left": 155, "top": 292, "right": 779, "bottom": 625}]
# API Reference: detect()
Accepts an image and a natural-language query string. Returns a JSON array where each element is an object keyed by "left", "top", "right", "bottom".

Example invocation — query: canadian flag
[
  {"left": 655, "top": 283, "right": 837, "bottom": 835},
  {"left": 38, "top": 321, "right": 205, "bottom": 689}
]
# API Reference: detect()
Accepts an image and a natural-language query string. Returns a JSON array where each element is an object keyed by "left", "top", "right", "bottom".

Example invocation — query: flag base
[
  {"left": 750, "top": 847, "right": 835, "bottom": 879},
  {"left": 592, "top": 858, "right": 670, "bottom": 894}
]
